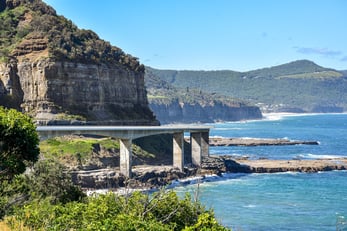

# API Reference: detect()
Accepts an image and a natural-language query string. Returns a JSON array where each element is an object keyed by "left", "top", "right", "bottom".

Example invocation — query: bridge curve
[
  {"left": 36, "top": 125, "right": 211, "bottom": 140},
  {"left": 36, "top": 125, "right": 211, "bottom": 178}
]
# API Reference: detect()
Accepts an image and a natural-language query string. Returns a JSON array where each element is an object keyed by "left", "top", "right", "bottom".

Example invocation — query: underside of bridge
[{"left": 37, "top": 126, "right": 211, "bottom": 178}]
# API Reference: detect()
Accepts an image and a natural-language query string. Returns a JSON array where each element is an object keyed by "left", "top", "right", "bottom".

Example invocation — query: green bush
[
  {"left": 0, "top": 107, "right": 39, "bottom": 180},
  {"left": 6, "top": 190, "right": 229, "bottom": 231},
  {"left": 0, "top": 160, "right": 85, "bottom": 219}
]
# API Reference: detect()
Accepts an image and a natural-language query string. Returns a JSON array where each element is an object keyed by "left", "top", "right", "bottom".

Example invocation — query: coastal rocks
[
  {"left": 70, "top": 156, "right": 347, "bottom": 190},
  {"left": 209, "top": 137, "right": 319, "bottom": 146},
  {"left": 237, "top": 159, "right": 347, "bottom": 173},
  {"left": 71, "top": 166, "right": 197, "bottom": 189},
  {"left": 199, "top": 156, "right": 347, "bottom": 175},
  {"left": 200, "top": 156, "right": 252, "bottom": 175}
]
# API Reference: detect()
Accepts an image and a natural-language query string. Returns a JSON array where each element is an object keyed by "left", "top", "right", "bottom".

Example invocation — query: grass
[
  {"left": 39, "top": 136, "right": 120, "bottom": 165},
  {"left": 39, "top": 136, "right": 156, "bottom": 166},
  {"left": 0, "top": 222, "right": 10, "bottom": 231},
  {"left": 0, "top": 220, "right": 29, "bottom": 231},
  {"left": 55, "top": 113, "right": 86, "bottom": 121}
]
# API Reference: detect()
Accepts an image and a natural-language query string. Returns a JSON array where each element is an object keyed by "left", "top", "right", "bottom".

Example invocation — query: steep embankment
[
  {"left": 145, "top": 67, "right": 262, "bottom": 124},
  {"left": 0, "top": 0, "right": 158, "bottom": 125},
  {"left": 149, "top": 60, "right": 347, "bottom": 113}
]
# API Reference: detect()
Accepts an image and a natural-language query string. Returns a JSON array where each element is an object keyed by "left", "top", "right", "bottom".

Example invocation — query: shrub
[
  {"left": 0, "top": 107, "right": 39, "bottom": 181},
  {"left": 6, "top": 190, "right": 229, "bottom": 230}
]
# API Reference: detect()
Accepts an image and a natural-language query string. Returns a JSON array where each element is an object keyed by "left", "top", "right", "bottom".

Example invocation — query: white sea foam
[
  {"left": 263, "top": 112, "right": 347, "bottom": 121},
  {"left": 262, "top": 113, "right": 297, "bottom": 121},
  {"left": 213, "top": 127, "right": 244, "bottom": 130},
  {"left": 305, "top": 154, "right": 346, "bottom": 159}
]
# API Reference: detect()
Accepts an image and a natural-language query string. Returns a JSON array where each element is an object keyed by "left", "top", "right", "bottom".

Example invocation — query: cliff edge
[{"left": 0, "top": 0, "right": 158, "bottom": 125}]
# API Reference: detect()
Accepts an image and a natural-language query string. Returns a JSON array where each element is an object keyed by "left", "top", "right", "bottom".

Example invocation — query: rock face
[
  {"left": 1, "top": 60, "right": 158, "bottom": 126},
  {"left": 145, "top": 67, "right": 263, "bottom": 124},
  {"left": 71, "top": 166, "right": 196, "bottom": 189},
  {"left": 0, "top": 0, "right": 158, "bottom": 125},
  {"left": 149, "top": 100, "right": 262, "bottom": 124}
]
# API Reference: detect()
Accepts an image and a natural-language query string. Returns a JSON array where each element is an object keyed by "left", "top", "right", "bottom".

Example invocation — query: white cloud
[{"left": 295, "top": 47, "right": 342, "bottom": 57}]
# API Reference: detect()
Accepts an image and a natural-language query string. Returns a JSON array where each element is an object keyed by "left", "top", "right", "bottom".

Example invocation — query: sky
[{"left": 43, "top": 0, "right": 347, "bottom": 72}]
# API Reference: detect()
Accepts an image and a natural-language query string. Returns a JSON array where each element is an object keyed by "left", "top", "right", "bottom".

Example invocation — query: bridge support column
[
  {"left": 120, "top": 139, "right": 132, "bottom": 178},
  {"left": 201, "top": 132, "right": 209, "bottom": 157},
  {"left": 173, "top": 132, "right": 184, "bottom": 171},
  {"left": 191, "top": 132, "right": 202, "bottom": 166}
]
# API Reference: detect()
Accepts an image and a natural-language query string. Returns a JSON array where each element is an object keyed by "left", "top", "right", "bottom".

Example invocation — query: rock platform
[
  {"left": 226, "top": 157, "right": 347, "bottom": 173},
  {"left": 208, "top": 137, "right": 319, "bottom": 146}
]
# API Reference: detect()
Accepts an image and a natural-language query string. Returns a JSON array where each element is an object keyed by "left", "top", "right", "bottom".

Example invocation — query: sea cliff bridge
[{"left": 36, "top": 125, "right": 211, "bottom": 178}]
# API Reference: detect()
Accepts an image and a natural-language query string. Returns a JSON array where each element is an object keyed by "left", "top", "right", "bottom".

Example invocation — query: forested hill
[
  {"left": 148, "top": 60, "right": 347, "bottom": 113},
  {"left": 145, "top": 67, "right": 262, "bottom": 124}
]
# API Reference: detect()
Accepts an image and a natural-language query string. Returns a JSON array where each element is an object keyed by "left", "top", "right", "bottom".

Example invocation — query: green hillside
[
  {"left": 0, "top": 0, "right": 140, "bottom": 69},
  {"left": 148, "top": 60, "right": 347, "bottom": 112},
  {"left": 145, "top": 67, "right": 249, "bottom": 107}
]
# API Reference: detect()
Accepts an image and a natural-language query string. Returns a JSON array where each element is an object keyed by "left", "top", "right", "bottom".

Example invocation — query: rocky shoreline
[
  {"left": 208, "top": 137, "right": 319, "bottom": 146},
  {"left": 72, "top": 155, "right": 347, "bottom": 191},
  {"left": 203, "top": 156, "right": 347, "bottom": 174}
]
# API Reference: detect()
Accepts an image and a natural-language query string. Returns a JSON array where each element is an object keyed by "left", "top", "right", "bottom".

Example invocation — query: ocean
[{"left": 175, "top": 113, "right": 347, "bottom": 231}]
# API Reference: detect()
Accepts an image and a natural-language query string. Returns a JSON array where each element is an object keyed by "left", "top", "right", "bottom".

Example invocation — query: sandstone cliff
[
  {"left": 149, "top": 100, "right": 262, "bottom": 124},
  {"left": 0, "top": 0, "right": 158, "bottom": 125},
  {"left": 145, "top": 67, "right": 263, "bottom": 124}
]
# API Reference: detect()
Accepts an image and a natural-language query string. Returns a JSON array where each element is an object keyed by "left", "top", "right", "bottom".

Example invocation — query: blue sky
[{"left": 43, "top": 0, "right": 347, "bottom": 71}]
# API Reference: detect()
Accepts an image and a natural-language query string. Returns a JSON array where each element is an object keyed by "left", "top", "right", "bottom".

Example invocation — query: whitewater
[{"left": 176, "top": 113, "right": 347, "bottom": 230}]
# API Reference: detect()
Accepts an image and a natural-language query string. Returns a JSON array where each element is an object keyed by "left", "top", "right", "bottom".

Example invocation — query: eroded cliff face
[
  {"left": 0, "top": 61, "right": 23, "bottom": 109},
  {"left": 149, "top": 100, "right": 262, "bottom": 124},
  {"left": 0, "top": 58, "right": 158, "bottom": 125}
]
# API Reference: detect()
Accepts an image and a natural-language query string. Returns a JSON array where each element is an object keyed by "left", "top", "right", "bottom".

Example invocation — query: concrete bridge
[{"left": 36, "top": 125, "right": 211, "bottom": 178}]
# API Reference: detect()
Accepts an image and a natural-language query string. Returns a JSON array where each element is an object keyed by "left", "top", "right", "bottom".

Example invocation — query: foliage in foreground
[
  {"left": 1, "top": 158, "right": 229, "bottom": 230},
  {"left": 5, "top": 190, "right": 229, "bottom": 231},
  {"left": 0, "top": 160, "right": 85, "bottom": 219},
  {"left": 0, "top": 106, "right": 229, "bottom": 230},
  {"left": 0, "top": 107, "right": 39, "bottom": 181}
]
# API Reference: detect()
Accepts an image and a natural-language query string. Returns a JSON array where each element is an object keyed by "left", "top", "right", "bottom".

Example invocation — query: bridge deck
[{"left": 37, "top": 125, "right": 211, "bottom": 140}]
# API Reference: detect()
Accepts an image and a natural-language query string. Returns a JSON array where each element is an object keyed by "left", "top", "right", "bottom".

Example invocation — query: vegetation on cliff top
[
  {"left": 0, "top": 0, "right": 143, "bottom": 71},
  {"left": 148, "top": 60, "right": 347, "bottom": 112},
  {"left": 145, "top": 66, "right": 250, "bottom": 107}
]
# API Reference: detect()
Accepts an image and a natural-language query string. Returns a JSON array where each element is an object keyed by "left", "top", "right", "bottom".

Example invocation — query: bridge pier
[
  {"left": 119, "top": 139, "right": 132, "bottom": 178},
  {"left": 191, "top": 132, "right": 202, "bottom": 166},
  {"left": 190, "top": 131, "right": 210, "bottom": 166},
  {"left": 201, "top": 131, "right": 209, "bottom": 157},
  {"left": 173, "top": 132, "right": 184, "bottom": 171}
]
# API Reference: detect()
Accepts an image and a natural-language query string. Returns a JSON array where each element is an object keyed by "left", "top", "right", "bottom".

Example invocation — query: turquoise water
[{"left": 176, "top": 113, "right": 347, "bottom": 230}]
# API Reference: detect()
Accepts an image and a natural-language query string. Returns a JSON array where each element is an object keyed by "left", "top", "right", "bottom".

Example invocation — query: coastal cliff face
[
  {"left": 145, "top": 67, "right": 263, "bottom": 124},
  {"left": 12, "top": 59, "right": 155, "bottom": 125},
  {"left": 0, "top": 0, "right": 158, "bottom": 125},
  {"left": 149, "top": 100, "right": 262, "bottom": 124}
]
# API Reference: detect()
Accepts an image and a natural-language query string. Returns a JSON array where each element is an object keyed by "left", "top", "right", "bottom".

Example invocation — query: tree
[
  {"left": 25, "top": 159, "right": 85, "bottom": 204},
  {"left": 0, "top": 107, "right": 39, "bottom": 180}
]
